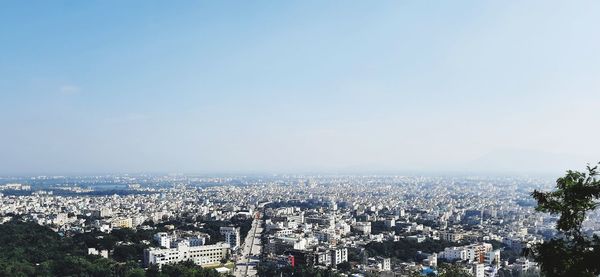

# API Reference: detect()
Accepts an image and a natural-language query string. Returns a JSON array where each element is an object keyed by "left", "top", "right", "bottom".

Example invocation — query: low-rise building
[{"left": 144, "top": 242, "right": 230, "bottom": 268}]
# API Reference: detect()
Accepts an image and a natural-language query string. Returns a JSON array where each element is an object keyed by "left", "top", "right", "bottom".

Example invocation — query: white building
[
  {"left": 220, "top": 226, "right": 240, "bottom": 250},
  {"left": 330, "top": 247, "right": 348, "bottom": 265},
  {"left": 424, "top": 253, "right": 437, "bottom": 267},
  {"left": 440, "top": 247, "right": 467, "bottom": 261},
  {"left": 88, "top": 248, "right": 109, "bottom": 258},
  {"left": 471, "top": 262, "right": 485, "bottom": 277},
  {"left": 377, "top": 257, "right": 391, "bottom": 271},
  {"left": 274, "top": 228, "right": 295, "bottom": 237},
  {"left": 484, "top": 249, "right": 501, "bottom": 265},
  {"left": 335, "top": 222, "right": 351, "bottom": 235},
  {"left": 465, "top": 243, "right": 493, "bottom": 263},
  {"left": 440, "top": 243, "right": 496, "bottom": 264},
  {"left": 144, "top": 242, "right": 230, "bottom": 268},
  {"left": 154, "top": 232, "right": 171, "bottom": 248}
]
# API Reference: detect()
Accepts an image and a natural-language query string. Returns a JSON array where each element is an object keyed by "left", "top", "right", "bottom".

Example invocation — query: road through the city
[{"left": 234, "top": 216, "right": 263, "bottom": 277}]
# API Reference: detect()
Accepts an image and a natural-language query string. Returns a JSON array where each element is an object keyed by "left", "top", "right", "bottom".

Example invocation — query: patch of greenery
[
  {"left": 0, "top": 220, "right": 223, "bottom": 277},
  {"left": 257, "top": 264, "right": 340, "bottom": 277},
  {"left": 530, "top": 164, "right": 600, "bottom": 277}
]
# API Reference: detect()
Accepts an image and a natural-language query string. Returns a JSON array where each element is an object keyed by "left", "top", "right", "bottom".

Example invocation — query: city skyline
[{"left": 2, "top": 1, "right": 600, "bottom": 175}]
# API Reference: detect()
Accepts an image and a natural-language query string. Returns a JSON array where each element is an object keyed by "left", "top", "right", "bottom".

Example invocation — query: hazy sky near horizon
[{"left": 1, "top": 1, "right": 599, "bottom": 175}]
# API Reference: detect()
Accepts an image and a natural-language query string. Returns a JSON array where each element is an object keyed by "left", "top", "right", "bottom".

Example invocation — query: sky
[{"left": 1, "top": 1, "right": 599, "bottom": 175}]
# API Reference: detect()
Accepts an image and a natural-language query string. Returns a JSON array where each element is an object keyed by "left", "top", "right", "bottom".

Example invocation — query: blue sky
[{"left": 1, "top": 1, "right": 599, "bottom": 175}]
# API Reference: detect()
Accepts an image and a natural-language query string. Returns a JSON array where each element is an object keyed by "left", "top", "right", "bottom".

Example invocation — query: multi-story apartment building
[
  {"left": 154, "top": 232, "right": 171, "bottom": 248},
  {"left": 440, "top": 247, "right": 467, "bottom": 261},
  {"left": 220, "top": 226, "right": 240, "bottom": 250},
  {"left": 440, "top": 243, "right": 498, "bottom": 265},
  {"left": 330, "top": 247, "right": 348, "bottom": 266},
  {"left": 471, "top": 262, "right": 485, "bottom": 277},
  {"left": 112, "top": 218, "right": 132, "bottom": 229},
  {"left": 465, "top": 243, "right": 492, "bottom": 263},
  {"left": 485, "top": 249, "right": 501, "bottom": 265}
]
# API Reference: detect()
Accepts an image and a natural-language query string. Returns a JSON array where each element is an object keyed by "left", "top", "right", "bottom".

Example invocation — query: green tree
[
  {"left": 438, "top": 263, "right": 472, "bottom": 277},
  {"left": 530, "top": 163, "right": 600, "bottom": 277},
  {"left": 337, "top": 261, "right": 352, "bottom": 272},
  {"left": 125, "top": 268, "right": 147, "bottom": 277}
]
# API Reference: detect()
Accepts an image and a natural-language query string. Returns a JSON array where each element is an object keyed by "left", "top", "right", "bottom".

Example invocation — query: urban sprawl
[{"left": 2, "top": 175, "right": 597, "bottom": 276}]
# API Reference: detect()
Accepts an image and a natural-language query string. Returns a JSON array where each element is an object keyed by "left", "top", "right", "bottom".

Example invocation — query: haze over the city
[{"left": 2, "top": 1, "right": 599, "bottom": 175}]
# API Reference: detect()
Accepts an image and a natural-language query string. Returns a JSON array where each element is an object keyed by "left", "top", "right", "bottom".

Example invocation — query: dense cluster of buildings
[
  {"left": 0, "top": 174, "right": 587, "bottom": 276},
  {"left": 0, "top": 183, "right": 31, "bottom": 191}
]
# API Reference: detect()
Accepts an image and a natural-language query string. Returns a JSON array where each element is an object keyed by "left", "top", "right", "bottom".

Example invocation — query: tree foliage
[
  {"left": 257, "top": 264, "right": 340, "bottom": 277},
  {"left": 336, "top": 261, "right": 352, "bottom": 273},
  {"left": 530, "top": 163, "right": 600, "bottom": 277},
  {"left": 438, "top": 263, "right": 473, "bottom": 277},
  {"left": 0, "top": 220, "right": 222, "bottom": 277}
]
